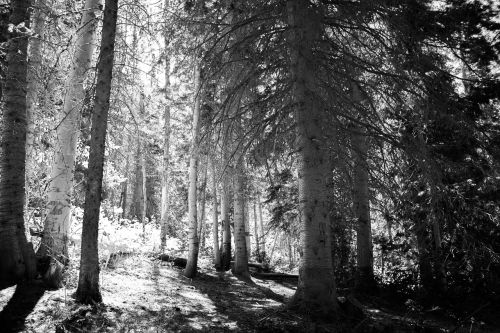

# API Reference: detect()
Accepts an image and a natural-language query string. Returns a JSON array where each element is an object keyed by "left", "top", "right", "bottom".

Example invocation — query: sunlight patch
[{"left": 0, "top": 285, "right": 16, "bottom": 312}]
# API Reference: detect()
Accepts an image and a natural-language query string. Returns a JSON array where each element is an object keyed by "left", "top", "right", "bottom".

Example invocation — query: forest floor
[{"left": 0, "top": 254, "right": 499, "bottom": 332}]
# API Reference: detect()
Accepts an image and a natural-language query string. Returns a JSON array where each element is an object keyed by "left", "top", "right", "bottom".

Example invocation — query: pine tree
[
  {"left": 287, "top": 0, "right": 339, "bottom": 317},
  {"left": 0, "top": 0, "right": 36, "bottom": 289}
]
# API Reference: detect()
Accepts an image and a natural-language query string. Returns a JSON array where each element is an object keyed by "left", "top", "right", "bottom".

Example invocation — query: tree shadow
[
  {"left": 190, "top": 271, "right": 299, "bottom": 331},
  {"left": 0, "top": 282, "right": 45, "bottom": 332}
]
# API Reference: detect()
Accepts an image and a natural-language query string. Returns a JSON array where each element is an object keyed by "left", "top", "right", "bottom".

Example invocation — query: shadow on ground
[
  {"left": 0, "top": 282, "right": 46, "bottom": 332},
  {"left": 188, "top": 271, "right": 317, "bottom": 332}
]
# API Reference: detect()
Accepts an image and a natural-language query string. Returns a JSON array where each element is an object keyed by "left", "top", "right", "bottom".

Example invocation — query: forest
[{"left": 0, "top": 0, "right": 499, "bottom": 332}]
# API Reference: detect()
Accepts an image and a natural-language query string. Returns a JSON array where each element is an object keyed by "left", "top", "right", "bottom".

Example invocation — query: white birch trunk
[{"left": 39, "top": 0, "right": 101, "bottom": 264}]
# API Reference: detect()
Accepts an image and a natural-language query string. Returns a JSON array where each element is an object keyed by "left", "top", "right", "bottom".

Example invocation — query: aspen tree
[
  {"left": 75, "top": 0, "right": 118, "bottom": 304},
  {"left": 184, "top": 58, "right": 202, "bottom": 278},
  {"left": 39, "top": 0, "right": 101, "bottom": 273}
]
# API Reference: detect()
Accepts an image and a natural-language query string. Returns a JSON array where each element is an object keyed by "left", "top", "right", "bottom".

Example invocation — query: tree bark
[
  {"left": 120, "top": 133, "right": 130, "bottom": 219},
  {"left": 416, "top": 222, "right": 434, "bottom": 292},
  {"left": 184, "top": 58, "right": 202, "bottom": 278},
  {"left": 141, "top": 140, "right": 147, "bottom": 237},
  {"left": 287, "top": 0, "right": 339, "bottom": 317},
  {"left": 159, "top": 28, "right": 171, "bottom": 250},
  {"left": 258, "top": 194, "right": 265, "bottom": 257},
  {"left": 211, "top": 157, "right": 222, "bottom": 270},
  {"left": 221, "top": 168, "right": 232, "bottom": 271},
  {"left": 253, "top": 200, "right": 260, "bottom": 260},
  {"left": 0, "top": 0, "right": 36, "bottom": 290},
  {"left": 75, "top": 0, "right": 118, "bottom": 304},
  {"left": 232, "top": 157, "right": 250, "bottom": 279},
  {"left": 288, "top": 236, "right": 294, "bottom": 270},
  {"left": 25, "top": 0, "right": 50, "bottom": 221},
  {"left": 351, "top": 83, "right": 375, "bottom": 292},
  {"left": 38, "top": 0, "right": 101, "bottom": 268},
  {"left": 244, "top": 198, "right": 251, "bottom": 259},
  {"left": 197, "top": 156, "right": 208, "bottom": 249}
]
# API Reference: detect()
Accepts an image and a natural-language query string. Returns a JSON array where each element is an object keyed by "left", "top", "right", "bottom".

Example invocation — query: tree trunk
[
  {"left": 287, "top": 0, "right": 338, "bottom": 317},
  {"left": 75, "top": 0, "right": 118, "bottom": 304},
  {"left": 197, "top": 156, "right": 208, "bottom": 249},
  {"left": 38, "top": 0, "right": 101, "bottom": 269},
  {"left": 415, "top": 221, "right": 434, "bottom": 295},
  {"left": 253, "top": 200, "right": 260, "bottom": 261},
  {"left": 184, "top": 58, "right": 202, "bottom": 278},
  {"left": 211, "top": 157, "right": 222, "bottom": 270},
  {"left": 141, "top": 144, "right": 147, "bottom": 237},
  {"left": 351, "top": 83, "right": 375, "bottom": 292},
  {"left": 430, "top": 200, "right": 446, "bottom": 294},
  {"left": 244, "top": 198, "right": 251, "bottom": 259},
  {"left": 0, "top": 0, "right": 36, "bottom": 290},
  {"left": 120, "top": 133, "right": 130, "bottom": 219},
  {"left": 25, "top": 0, "right": 50, "bottom": 221},
  {"left": 232, "top": 157, "right": 250, "bottom": 279},
  {"left": 135, "top": 92, "right": 147, "bottom": 237},
  {"left": 258, "top": 194, "right": 265, "bottom": 257},
  {"left": 288, "top": 236, "right": 294, "bottom": 270},
  {"left": 221, "top": 169, "right": 232, "bottom": 271},
  {"left": 159, "top": 32, "right": 171, "bottom": 250}
]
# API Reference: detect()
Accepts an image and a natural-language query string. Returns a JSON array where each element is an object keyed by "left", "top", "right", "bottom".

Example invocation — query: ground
[{"left": 0, "top": 255, "right": 499, "bottom": 332}]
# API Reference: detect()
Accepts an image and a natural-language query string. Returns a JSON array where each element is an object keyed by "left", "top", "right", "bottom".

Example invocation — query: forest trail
[{"left": 0, "top": 255, "right": 498, "bottom": 332}]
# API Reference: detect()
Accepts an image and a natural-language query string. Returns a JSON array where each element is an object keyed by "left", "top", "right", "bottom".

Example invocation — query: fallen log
[
  {"left": 158, "top": 254, "right": 187, "bottom": 268},
  {"left": 249, "top": 262, "right": 270, "bottom": 272},
  {"left": 251, "top": 272, "right": 298, "bottom": 280},
  {"left": 230, "top": 261, "right": 271, "bottom": 273}
]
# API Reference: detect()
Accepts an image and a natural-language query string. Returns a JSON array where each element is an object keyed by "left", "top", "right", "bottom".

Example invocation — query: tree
[
  {"left": 232, "top": 154, "right": 250, "bottom": 279},
  {"left": 159, "top": 0, "right": 172, "bottom": 250},
  {"left": 75, "top": 0, "right": 118, "bottom": 304},
  {"left": 350, "top": 83, "right": 375, "bottom": 292},
  {"left": 197, "top": 156, "right": 208, "bottom": 249},
  {"left": 287, "top": 0, "right": 339, "bottom": 317},
  {"left": 38, "top": 0, "right": 101, "bottom": 275},
  {"left": 220, "top": 163, "right": 232, "bottom": 271},
  {"left": 0, "top": 0, "right": 36, "bottom": 290},
  {"left": 133, "top": 91, "right": 148, "bottom": 236},
  {"left": 184, "top": 58, "right": 202, "bottom": 278},
  {"left": 257, "top": 194, "right": 265, "bottom": 260},
  {"left": 253, "top": 200, "right": 260, "bottom": 260},
  {"left": 211, "top": 156, "right": 222, "bottom": 269},
  {"left": 25, "top": 0, "right": 51, "bottom": 215}
]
